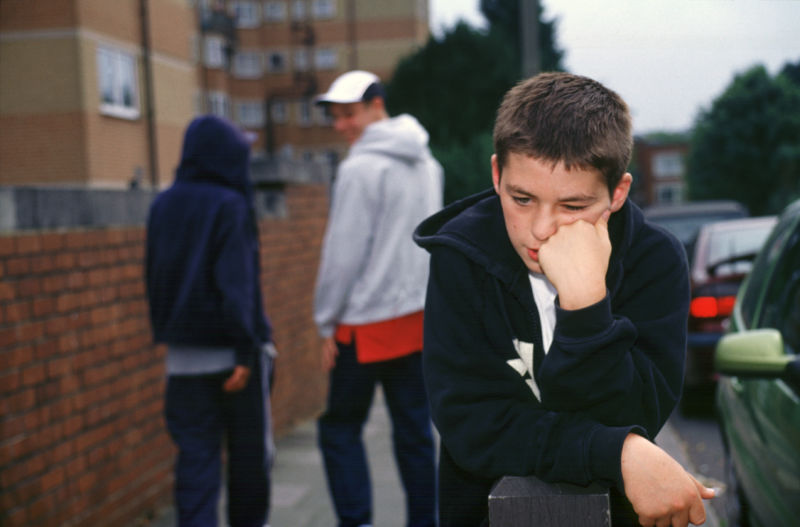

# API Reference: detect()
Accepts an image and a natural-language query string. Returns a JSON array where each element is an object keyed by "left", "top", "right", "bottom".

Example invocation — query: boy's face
[
  {"left": 328, "top": 99, "right": 384, "bottom": 145},
  {"left": 492, "top": 153, "right": 632, "bottom": 275}
]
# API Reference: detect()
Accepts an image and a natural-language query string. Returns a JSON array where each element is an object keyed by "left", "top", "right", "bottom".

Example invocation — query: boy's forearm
[{"left": 538, "top": 262, "right": 688, "bottom": 434}]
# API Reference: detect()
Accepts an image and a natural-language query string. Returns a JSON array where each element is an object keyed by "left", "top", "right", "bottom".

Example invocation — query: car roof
[
  {"left": 700, "top": 215, "right": 778, "bottom": 234},
  {"left": 643, "top": 200, "right": 748, "bottom": 218}
]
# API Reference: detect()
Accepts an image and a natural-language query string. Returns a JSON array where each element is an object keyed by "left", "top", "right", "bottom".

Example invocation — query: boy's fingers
[{"left": 687, "top": 499, "right": 706, "bottom": 525}]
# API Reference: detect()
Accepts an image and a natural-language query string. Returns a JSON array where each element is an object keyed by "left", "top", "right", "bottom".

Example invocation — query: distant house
[{"left": 632, "top": 135, "right": 690, "bottom": 207}]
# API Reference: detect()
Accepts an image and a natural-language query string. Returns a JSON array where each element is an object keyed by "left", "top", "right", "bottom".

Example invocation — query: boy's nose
[{"left": 530, "top": 213, "right": 557, "bottom": 241}]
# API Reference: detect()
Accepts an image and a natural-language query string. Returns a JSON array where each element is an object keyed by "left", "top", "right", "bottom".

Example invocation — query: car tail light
[{"left": 690, "top": 296, "right": 737, "bottom": 318}]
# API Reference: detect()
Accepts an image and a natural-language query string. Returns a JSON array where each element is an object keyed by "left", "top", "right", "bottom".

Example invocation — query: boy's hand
[
  {"left": 322, "top": 336, "right": 339, "bottom": 371},
  {"left": 223, "top": 365, "right": 251, "bottom": 392},
  {"left": 538, "top": 210, "right": 612, "bottom": 310},
  {"left": 621, "top": 433, "right": 715, "bottom": 527}
]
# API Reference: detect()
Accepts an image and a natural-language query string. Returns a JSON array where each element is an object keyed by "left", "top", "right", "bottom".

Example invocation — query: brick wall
[{"left": 0, "top": 183, "right": 330, "bottom": 527}]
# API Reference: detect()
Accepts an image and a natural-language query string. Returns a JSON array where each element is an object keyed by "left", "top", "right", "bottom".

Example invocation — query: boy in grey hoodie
[{"left": 313, "top": 70, "right": 442, "bottom": 527}]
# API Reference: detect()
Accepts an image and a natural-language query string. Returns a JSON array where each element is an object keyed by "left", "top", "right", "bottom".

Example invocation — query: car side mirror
[{"left": 714, "top": 329, "right": 793, "bottom": 378}]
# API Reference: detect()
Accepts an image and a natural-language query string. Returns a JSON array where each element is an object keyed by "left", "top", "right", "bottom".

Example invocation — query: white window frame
[
  {"left": 204, "top": 35, "right": 227, "bottom": 69},
  {"left": 233, "top": 50, "right": 263, "bottom": 78},
  {"left": 291, "top": 0, "right": 307, "bottom": 20},
  {"left": 315, "top": 47, "right": 337, "bottom": 70},
  {"left": 652, "top": 151, "right": 685, "bottom": 179},
  {"left": 294, "top": 48, "right": 310, "bottom": 72},
  {"left": 655, "top": 182, "right": 685, "bottom": 204},
  {"left": 298, "top": 99, "right": 312, "bottom": 127},
  {"left": 265, "top": 50, "right": 288, "bottom": 73},
  {"left": 232, "top": 1, "right": 261, "bottom": 27},
  {"left": 314, "top": 104, "right": 333, "bottom": 126},
  {"left": 270, "top": 99, "right": 289, "bottom": 124},
  {"left": 236, "top": 100, "right": 265, "bottom": 127},
  {"left": 207, "top": 91, "right": 231, "bottom": 119},
  {"left": 263, "top": 0, "right": 287, "bottom": 21},
  {"left": 97, "top": 46, "right": 140, "bottom": 120},
  {"left": 311, "top": 0, "right": 335, "bottom": 19}
]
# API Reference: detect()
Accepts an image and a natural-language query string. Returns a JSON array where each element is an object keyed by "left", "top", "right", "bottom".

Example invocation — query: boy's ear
[
  {"left": 491, "top": 154, "right": 501, "bottom": 193},
  {"left": 609, "top": 173, "right": 633, "bottom": 212}
]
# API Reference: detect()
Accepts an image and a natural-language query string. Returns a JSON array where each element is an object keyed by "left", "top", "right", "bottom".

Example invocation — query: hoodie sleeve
[
  {"left": 536, "top": 224, "right": 689, "bottom": 438},
  {"left": 313, "top": 157, "right": 382, "bottom": 337},
  {"left": 423, "top": 245, "right": 642, "bottom": 491},
  {"left": 213, "top": 195, "right": 262, "bottom": 367}
]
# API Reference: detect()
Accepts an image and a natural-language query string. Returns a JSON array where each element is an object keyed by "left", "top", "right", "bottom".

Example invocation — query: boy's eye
[
  {"left": 512, "top": 196, "right": 531, "bottom": 205},
  {"left": 564, "top": 204, "right": 586, "bottom": 212}
]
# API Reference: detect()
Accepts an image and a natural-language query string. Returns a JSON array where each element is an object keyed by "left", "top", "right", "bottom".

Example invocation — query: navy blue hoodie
[
  {"left": 413, "top": 189, "right": 689, "bottom": 524},
  {"left": 146, "top": 115, "right": 271, "bottom": 367}
]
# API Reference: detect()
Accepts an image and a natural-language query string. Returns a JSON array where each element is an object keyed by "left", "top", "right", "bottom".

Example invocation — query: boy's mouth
[{"left": 527, "top": 248, "right": 539, "bottom": 262}]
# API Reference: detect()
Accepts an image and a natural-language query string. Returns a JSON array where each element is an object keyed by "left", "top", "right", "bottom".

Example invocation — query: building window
[
  {"left": 311, "top": 0, "right": 335, "bottom": 18},
  {"left": 653, "top": 151, "right": 684, "bottom": 179},
  {"left": 97, "top": 46, "right": 140, "bottom": 119},
  {"left": 291, "top": 0, "right": 307, "bottom": 20},
  {"left": 315, "top": 48, "right": 337, "bottom": 70},
  {"left": 236, "top": 100, "right": 265, "bottom": 127},
  {"left": 233, "top": 1, "right": 261, "bottom": 27},
  {"left": 263, "top": 0, "right": 287, "bottom": 21},
  {"left": 208, "top": 91, "right": 231, "bottom": 118},
  {"left": 270, "top": 99, "right": 288, "bottom": 124},
  {"left": 298, "top": 99, "right": 312, "bottom": 126},
  {"left": 294, "top": 48, "right": 310, "bottom": 72},
  {"left": 318, "top": 149, "right": 339, "bottom": 167},
  {"left": 233, "top": 51, "right": 263, "bottom": 78},
  {"left": 204, "top": 35, "right": 227, "bottom": 68},
  {"left": 266, "top": 50, "right": 287, "bottom": 73},
  {"left": 655, "top": 182, "right": 684, "bottom": 204},
  {"left": 314, "top": 103, "right": 332, "bottom": 126}
]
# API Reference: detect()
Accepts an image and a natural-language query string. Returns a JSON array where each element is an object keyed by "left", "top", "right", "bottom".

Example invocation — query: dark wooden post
[{"left": 488, "top": 476, "right": 611, "bottom": 526}]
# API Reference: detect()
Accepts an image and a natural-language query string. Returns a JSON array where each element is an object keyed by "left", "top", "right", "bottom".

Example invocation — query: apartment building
[
  {"left": 0, "top": 0, "right": 430, "bottom": 188},
  {"left": 0, "top": 0, "right": 196, "bottom": 189}
]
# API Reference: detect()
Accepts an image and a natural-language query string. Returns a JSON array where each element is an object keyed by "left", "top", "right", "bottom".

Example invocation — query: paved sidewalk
[{"left": 153, "top": 388, "right": 720, "bottom": 527}]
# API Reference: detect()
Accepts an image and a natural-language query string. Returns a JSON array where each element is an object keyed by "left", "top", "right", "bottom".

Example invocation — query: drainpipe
[{"left": 140, "top": 0, "right": 159, "bottom": 187}]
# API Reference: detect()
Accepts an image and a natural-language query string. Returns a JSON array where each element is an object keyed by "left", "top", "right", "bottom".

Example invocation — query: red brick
[
  {"left": 16, "top": 276, "right": 42, "bottom": 297},
  {"left": 0, "top": 236, "right": 15, "bottom": 257},
  {"left": 14, "top": 235, "right": 42, "bottom": 254},
  {"left": 3, "top": 387, "right": 36, "bottom": 413},
  {"left": 5, "top": 256, "right": 31, "bottom": 275},
  {"left": 0, "top": 280, "right": 14, "bottom": 301},
  {"left": 32, "top": 297, "right": 56, "bottom": 317},
  {"left": 53, "top": 251, "right": 77, "bottom": 271},
  {"left": 55, "top": 292, "right": 81, "bottom": 313},
  {"left": 39, "top": 232, "right": 66, "bottom": 252},
  {"left": 4, "top": 300, "right": 32, "bottom": 324},
  {"left": 3, "top": 505, "right": 27, "bottom": 527}
]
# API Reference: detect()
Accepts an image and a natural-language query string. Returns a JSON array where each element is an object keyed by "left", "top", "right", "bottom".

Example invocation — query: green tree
[
  {"left": 386, "top": 0, "right": 563, "bottom": 203},
  {"left": 687, "top": 62, "right": 800, "bottom": 215}
]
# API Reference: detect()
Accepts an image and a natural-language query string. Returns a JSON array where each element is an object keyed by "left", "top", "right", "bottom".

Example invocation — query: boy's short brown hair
[{"left": 493, "top": 72, "right": 633, "bottom": 194}]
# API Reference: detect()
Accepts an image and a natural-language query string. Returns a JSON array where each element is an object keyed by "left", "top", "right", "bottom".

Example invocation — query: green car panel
[{"left": 714, "top": 199, "right": 800, "bottom": 527}]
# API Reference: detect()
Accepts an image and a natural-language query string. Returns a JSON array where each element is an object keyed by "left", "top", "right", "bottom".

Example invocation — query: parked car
[
  {"left": 643, "top": 200, "right": 748, "bottom": 254},
  {"left": 714, "top": 199, "right": 800, "bottom": 527},
  {"left": 683, "top": 216, "right": 777, "bottom": 400}
]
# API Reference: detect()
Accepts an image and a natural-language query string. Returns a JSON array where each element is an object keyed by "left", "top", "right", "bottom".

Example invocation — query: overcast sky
[{"left": 429, "top": 0, "right": 800, "bottom": 134}]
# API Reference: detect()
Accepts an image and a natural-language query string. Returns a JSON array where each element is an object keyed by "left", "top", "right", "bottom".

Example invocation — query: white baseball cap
[{"left": 314, "top": 70, "right": 382, "bottom": 105}]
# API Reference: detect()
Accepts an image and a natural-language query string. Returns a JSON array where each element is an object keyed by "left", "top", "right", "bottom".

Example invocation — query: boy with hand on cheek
[{"left": 414, "top": 72, "right": 714, "bottom": 527}]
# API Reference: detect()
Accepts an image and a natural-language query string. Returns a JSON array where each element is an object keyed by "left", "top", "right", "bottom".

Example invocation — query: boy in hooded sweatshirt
[
  {"left": 312, "top": 70, "right": 443, "bottom": 527},
  {"left": 146, "top": 115, "right": 275, "bottom": 527},
  {"left": 414, "top": 72, "right": 715, "bottom": 527}
]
